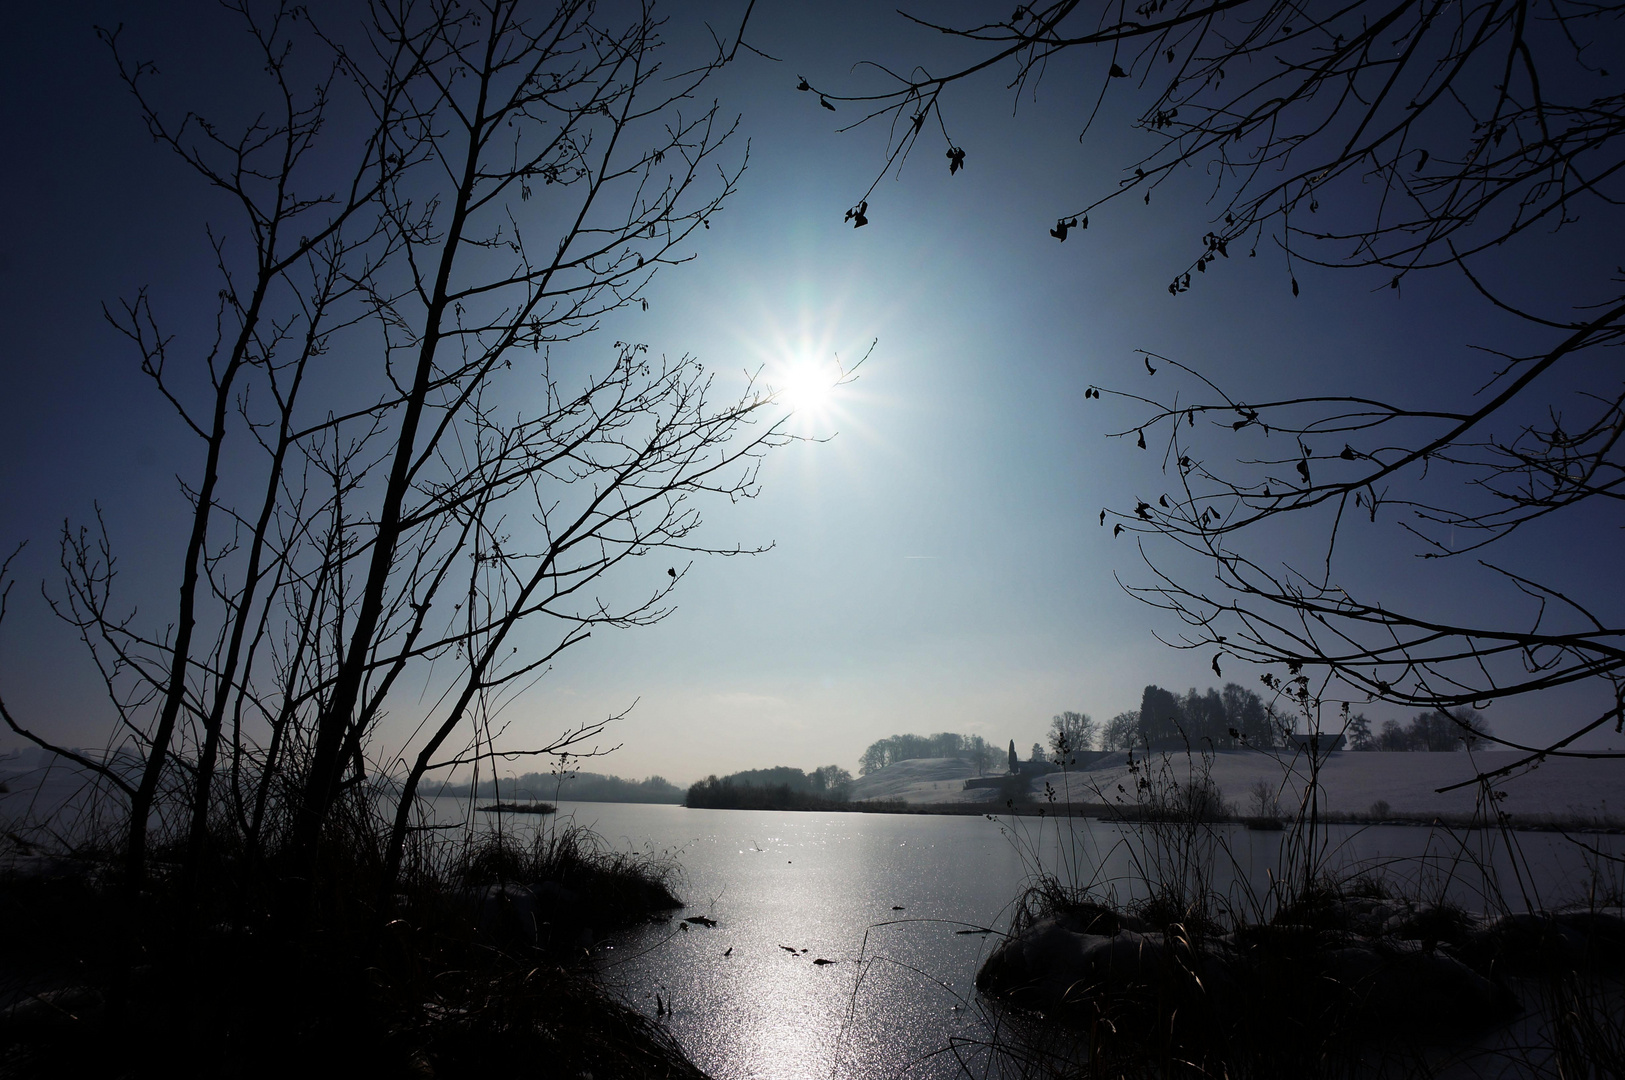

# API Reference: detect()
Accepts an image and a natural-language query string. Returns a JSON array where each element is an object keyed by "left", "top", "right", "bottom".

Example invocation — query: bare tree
[
  {"left": 814, "top": 0, "right": 1625, "bottom": 784},
  {"left": 1, "top": 0, "right": 784, "bottom": 888},
  {"left": 1101, "top": 710, "right": 1140, "bottom": 750},
  {"left": 1047, "top": 710, "right": 1097, "bottom": 759},
  {"left": 2, "top": 2, "right": 411, "bottom": 879}
]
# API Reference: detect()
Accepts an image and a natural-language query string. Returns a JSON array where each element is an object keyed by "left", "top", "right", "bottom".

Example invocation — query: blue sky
[{"left": 2, "top": 1, "right": 1620, "bottom": 783}]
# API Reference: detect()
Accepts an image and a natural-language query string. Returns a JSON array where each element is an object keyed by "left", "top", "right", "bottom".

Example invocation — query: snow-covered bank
[
  {"left": 847, "top": 757, "right": 1000, "bottom": 805},
  {"left": 850, "top": 751, "right": 1625, "bottom": 820}
]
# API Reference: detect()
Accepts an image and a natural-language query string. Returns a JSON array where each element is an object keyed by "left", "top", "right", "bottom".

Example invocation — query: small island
[
  {"left": 686, "top": 765, "right": 903, "bottom": 811},
  {"left": 477, "top": 801, "right": 557, "bottom": 815}
]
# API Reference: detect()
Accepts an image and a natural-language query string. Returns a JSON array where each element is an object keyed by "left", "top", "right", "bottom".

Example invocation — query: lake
[{"left": 436, "top": 798, "right": 1624, "bottom": 1080}]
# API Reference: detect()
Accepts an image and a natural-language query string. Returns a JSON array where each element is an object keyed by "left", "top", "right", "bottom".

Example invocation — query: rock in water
[
  {"left": 978, "top": 911, "right": 1514, "bottom": 1038},
  {"left": 976, "top": 915, "right": 1237, "bottom": 1026},
  {"left": 467, "top": 882, "right": 541, "bottom": 947},
  {"left": 1319, "top": 941, "right": 1518, "bottom": 1031},
  {"left": 1460, "top": 908, "right": 1625, "bottom": 975},
  {"left": 531, "top": 879, "right": 593, "bottom": 950}
]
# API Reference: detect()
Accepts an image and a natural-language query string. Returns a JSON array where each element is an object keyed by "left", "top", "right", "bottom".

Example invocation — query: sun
[{"left": 776, "top": 356, "right": 840, "bottom": 417}]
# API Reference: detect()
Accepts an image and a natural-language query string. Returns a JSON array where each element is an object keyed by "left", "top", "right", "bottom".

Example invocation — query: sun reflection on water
[{"left": 595, "top": 810, "right": 1015, "bottom": 1080}]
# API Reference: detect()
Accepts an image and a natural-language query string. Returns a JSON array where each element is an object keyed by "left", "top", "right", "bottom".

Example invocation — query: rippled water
[{"left": 435, "top": 799, "right": 1623, "bottom": 1080}]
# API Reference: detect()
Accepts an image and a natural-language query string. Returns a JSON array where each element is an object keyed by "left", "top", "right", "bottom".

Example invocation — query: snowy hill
[
  {"left": 848, "top": 757, "right": 1003, "bottom": 805},
  {"left": 1035, "top": 748, "right": 1625, "bottom": 819},
  {"left": 850, "top": 750, "right": 1625, "bottom": 820}
]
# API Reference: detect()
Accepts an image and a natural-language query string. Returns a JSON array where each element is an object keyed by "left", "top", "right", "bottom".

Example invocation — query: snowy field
[{"left": 849, "top": 750, "right": 1625, "bottom": 821}]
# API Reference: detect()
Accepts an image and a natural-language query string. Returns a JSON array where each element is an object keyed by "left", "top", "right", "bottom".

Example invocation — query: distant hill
[{"left": 427, "top": 771, "right": 683, "bottom": 804}]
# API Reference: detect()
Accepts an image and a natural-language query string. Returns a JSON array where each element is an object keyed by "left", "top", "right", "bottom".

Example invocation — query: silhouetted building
[{"left": 1286, "top": 732, "right": 1346, "bottom": 754}]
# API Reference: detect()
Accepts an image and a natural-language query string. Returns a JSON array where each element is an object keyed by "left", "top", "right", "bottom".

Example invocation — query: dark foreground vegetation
[
  {"left": 0, "top": 817, "right": 695, "bottom": 1079},
  {"left": 976, "top": 872, "right": 1625, "bottom": 1078}
]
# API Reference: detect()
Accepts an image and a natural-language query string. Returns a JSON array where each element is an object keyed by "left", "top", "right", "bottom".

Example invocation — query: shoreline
[{"left": 690, "top": 798, "right": 1625, "bottom": 833}]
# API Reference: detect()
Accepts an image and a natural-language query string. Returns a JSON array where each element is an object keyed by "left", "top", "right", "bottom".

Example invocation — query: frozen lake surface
[{"left": 451, "top": 799, "right": 1624, "bottom": 1080}]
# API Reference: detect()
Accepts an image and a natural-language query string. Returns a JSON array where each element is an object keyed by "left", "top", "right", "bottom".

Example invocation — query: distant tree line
[
  {"left": 432, "top": 771, "right": 684, "bottom": 803},
  {"left": 1046, "top": 688, "right": 1491, "bottom": 757},
  {"left": 849, "top": 687, "right": 1490, "bottom": 782},
  {"left": 685, "top": 765, "right": 855, "bottom": 809},
  {"left": 1348, "top": 710, "right": 1492, "bottom": 752},
  {"left": 1045, "top": 684, "right": 1282, "bottom": 758},
  {"left": 858, "top": 733, "right": 1001, "bottom": 775}
]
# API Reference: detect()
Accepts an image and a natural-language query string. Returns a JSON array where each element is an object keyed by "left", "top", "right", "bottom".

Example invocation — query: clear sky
[{"left": 2, "top": 1, "right": 1620, "bottom": 784}]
